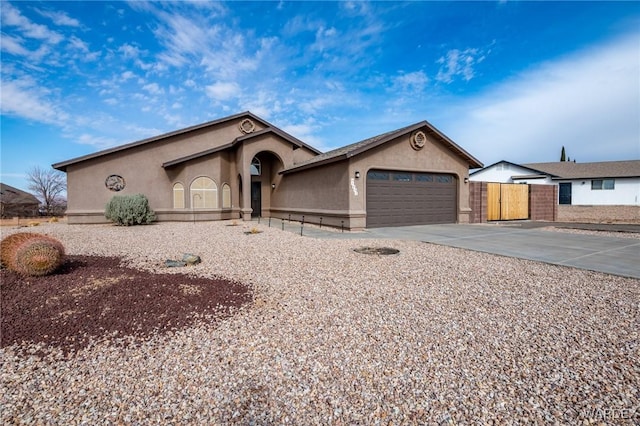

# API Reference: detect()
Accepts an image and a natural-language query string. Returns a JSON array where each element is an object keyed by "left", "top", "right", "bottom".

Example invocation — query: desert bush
[
  {"left": 0, "top": 233, "right": 65, "bottom": 276},
  {"left": 105, "top": 194, "right": 156, "bottom": 226}
]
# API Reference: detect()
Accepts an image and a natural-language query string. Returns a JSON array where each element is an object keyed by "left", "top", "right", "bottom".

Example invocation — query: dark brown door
[
  {"left": 251, "top": 182, "right": 261, "bottom": 217},
  {"left": 366, "top": 170, "right": 457, "bottom": 228}
]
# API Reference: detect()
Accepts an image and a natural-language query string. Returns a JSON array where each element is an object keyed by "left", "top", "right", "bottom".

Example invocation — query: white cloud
[
  {"left": 0, "top": 29, "right": 51, "bottom": 63},
  {"left": 119, "top": 43, "right": 143, "bottom": 59},
  {"left": 445, "top": 32, "right": 640, "bottom": 164},
  {"left": 1, "top": 2, "right": 63, "bottom": 44},
  {"left": 143, "top": 83, "right": 164, "bottom": 95},
  {"left": 281, "top": 120, "right": 325, "bottom": 149},
  {"left": 121, "top": 71, "right": 135, "bottom": 81},
  {"left": 436, "top": 48, "right": 484, "bottom": 83},
  {"left": 0, "top": 78, "right": 68, "bottom": 124},
  {"left": 391, "top": 71, "right": 429, "bottom": 93},
  {"left": 0, "top": 34, "right": 30, "bottom": 56},
  {"left": 77, "top": 133, "right": 119, "bottom": 149},
  {"left": 35, "top": 8, "right": 81, "bottom": 27},
  {"left": 68, "top": 36, "right": 89, "bottom": 52},
  {"left": 206, "top": 82, "right": 240, "bottom": 101},
  {"left": 153, "top": 13, "right": 219, "bottom": 67}
]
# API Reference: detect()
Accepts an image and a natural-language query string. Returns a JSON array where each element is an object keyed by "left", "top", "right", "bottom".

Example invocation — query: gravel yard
[{"left": 1, "top": 221, "right": 638, "bottom": 424}]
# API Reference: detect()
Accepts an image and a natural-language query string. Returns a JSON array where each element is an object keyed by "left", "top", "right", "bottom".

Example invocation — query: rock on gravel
[{"left": 1, "top": 221, "right": 639, "bottom": 424}]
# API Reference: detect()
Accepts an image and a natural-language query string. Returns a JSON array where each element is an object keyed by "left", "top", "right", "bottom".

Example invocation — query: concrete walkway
[{"left": 267, "top": 219, "right": 640, "bottom": 279}]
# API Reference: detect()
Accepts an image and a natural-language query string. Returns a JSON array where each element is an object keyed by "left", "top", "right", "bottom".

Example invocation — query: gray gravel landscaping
[{"left": 1, "top": 221, "right": 639, "bottom": 424}]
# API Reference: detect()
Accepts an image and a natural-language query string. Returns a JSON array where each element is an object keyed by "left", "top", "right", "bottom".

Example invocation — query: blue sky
[{"left": 1, "top": 1, "right": 639, "bottom": 193}]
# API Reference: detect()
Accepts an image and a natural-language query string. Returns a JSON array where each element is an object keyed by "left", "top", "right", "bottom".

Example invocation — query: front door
[
  {"left": 559, "top": 183, "right": 572, "bottom": 205},
  {"left": 251, "top": 182, "right": 261, "bottom": 217}
]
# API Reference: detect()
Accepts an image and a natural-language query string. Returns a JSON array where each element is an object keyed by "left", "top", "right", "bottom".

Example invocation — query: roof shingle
[{"left": 523, "top": 160, "right": 640, "bottom": 179}]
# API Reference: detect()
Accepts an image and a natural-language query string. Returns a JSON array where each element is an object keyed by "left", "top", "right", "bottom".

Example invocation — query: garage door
[{"left": 366, "top": 170, "right": 457, "bottom": 228}]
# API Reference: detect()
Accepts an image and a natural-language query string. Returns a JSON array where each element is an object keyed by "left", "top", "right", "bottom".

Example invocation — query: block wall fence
[{"left": 468, "top": 182, "right": 557, "bottom": 223}]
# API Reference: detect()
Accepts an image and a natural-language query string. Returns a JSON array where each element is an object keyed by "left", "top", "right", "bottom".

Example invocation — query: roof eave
[
  {"left": 281, "top": 154, "right": 349, "bottom": 175},
  {"left": 239, "top": 127, "right": 321, "bottom": 155},
  {"left": 419, "top": 121, "right": 483, "bottom": 169},
  {"left": 551, "top": 174, "right": 640, "bottom": 180},
  {"left": 52, "top": 111, "right": 266, "bottom": 172},
  {"left": 162, "top": 142, "right": 235, "bottom": 168}
]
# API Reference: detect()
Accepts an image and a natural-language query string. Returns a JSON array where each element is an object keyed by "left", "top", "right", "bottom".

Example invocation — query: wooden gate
[{"left": 487, "top": 183, "right": 529, "bottom": 221}]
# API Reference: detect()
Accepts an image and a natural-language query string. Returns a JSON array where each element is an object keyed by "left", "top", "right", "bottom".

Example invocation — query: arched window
[
  {"left": 173, "top": 183, "right": 185, "bottom": 209},
  {"left": 190, "top": 177, "right": 218, "bottom": 208},
  {"left": 222, "top": 183, "right": 231, "bottom": 209},
  {"left": 250, "top": 157, "right": 261, "bottom": 176}
]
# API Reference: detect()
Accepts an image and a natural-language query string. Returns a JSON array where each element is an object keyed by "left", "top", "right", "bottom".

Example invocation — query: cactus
[
  {"left": 0, "top": 233, "right": 65, "bottom": 276},
  {"left": 1, "top": 233, "right": 41, "bottom": 268},
  {"left": 14, "top": 239, "right": 65, "bottom": 276}
]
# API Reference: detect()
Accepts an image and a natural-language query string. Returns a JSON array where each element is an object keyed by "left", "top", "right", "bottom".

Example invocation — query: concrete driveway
[{"left": 284, "top": 222, "right": 640, "bottom": 279}]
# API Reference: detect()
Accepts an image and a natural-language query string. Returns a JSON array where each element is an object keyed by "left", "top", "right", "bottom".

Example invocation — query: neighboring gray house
[{"left": 0, "top": 183, "right": 40, "bottom": 218}]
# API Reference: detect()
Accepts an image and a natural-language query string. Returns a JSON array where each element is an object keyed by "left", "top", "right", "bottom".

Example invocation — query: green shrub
[
  {"left": 0, "top": 233, "right": 65, "bottom": 276},
  {"left": 105, "top": 194, "right": 156, "bottom": 226}
]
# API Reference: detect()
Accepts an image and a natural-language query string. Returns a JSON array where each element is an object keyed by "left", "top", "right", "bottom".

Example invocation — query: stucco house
[
  {"left": 53, "top": 111, "right": 483, "bottom": 229},
  {"left": 470, "top": 160, "right": 640, "bottom": 222}
]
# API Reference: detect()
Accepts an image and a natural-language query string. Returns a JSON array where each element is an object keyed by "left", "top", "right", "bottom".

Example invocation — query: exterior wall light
[
  {"left": 271, "top": 183, "right": 276, "bottom": 189},
  {"left": 355, "top": 171, "right": 361, "bottom": 179},
  {"left": 464, "top": 177, "right": 469, "bottom": 183}
]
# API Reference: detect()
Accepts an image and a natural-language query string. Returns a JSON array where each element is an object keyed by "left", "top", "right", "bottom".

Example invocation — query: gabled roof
[
  {"left": 53, "top": 112, "right": 321, "bottom": 171},
  {"left": 0, "top": 183, "right": 40, "bottom": 205},
  {"left": 522, "top": 160, "right": 640, "bottom": 180},
  {"left": 469, "top": 160, "right": 560, "bottom": 177},
  {"left": 162, "top": 127, "right": 316, "bottom": 168},
  {"left": 282, "top": 120, "right": 483, "bottom": 174},
  {"left": 471, "top": 159, "right": 640, "bottom": 180}
]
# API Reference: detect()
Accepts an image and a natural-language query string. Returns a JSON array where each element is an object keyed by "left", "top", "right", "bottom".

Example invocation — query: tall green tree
[{"left": 560, "top": 146, "right": 566, "bottom": 162}]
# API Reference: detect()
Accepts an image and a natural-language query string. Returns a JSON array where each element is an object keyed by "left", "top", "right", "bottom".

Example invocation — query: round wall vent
[
  {"left": 411, "top": 131, "right": 427, "bottom": 150},
  {"left": 239, "top": 118, "right": 256, "bottom": 134}
]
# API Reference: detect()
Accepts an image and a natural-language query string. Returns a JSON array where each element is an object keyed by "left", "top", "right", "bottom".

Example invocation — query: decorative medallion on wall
[
  {"left": 239, "top": 118, "right": 256, "bottom": 134},
  {"left": 105, "top": 174, "right": 126, "bottom": 191},
  {"left": 411, "top": 131, "right": 427, "bottom": 151}
]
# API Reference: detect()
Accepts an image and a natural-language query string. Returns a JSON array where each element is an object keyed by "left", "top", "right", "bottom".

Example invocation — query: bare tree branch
[{"left": 26, "top": 166, "right": 67, "bottom": 215}]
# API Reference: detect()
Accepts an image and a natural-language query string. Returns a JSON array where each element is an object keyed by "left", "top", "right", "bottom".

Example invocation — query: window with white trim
[
  {"left": 222, "top": 183, "right": 231, "bottom": 208},
  {"left": 190, "top": 177, "right": 218, "bottom": 208},
  {"left": 173, "top": 183, "right": 185, "bottom": 209}
]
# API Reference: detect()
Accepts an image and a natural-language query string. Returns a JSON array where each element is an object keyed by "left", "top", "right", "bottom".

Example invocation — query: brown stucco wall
[
  {"left": 348, "top": 132, "right": 473, "bottom": 228},
  {"left": 272, "top": 129, "right": 475, "bottom": 230},
  {"left": 63, "top": 118, "right": 318, "bottom": 224},
  {"left": 557, "top": 205, "right": 640, "bottom": 223},
  {"left": 62, "top": 116, "right": 478, "bottom": 229},
  {"left": 271, "top": 161, "right": 351, "bottom": 228}
]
